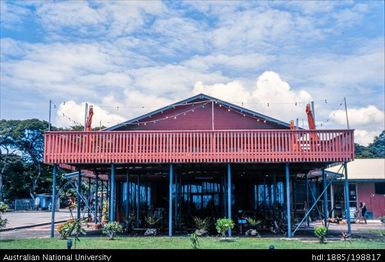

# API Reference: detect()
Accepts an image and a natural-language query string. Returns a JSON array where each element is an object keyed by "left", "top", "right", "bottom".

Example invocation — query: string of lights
[
  {"left": 48, "top": 98, "right": 349, "bottom": 128},
  {"left": 51, "top": 102, "right": 83, "bottom": 126},
  {"left": 317, "top": 100, "right": 344, "bottom": 127},
  {"left": 48, "top": 97, "right": 342, "bottom": 111},
  {"left": 128, "top": 99, "right": 277, "bottom": 126},
  {"left": 130, "top": 101, "right": 212, "bottom": 126}
]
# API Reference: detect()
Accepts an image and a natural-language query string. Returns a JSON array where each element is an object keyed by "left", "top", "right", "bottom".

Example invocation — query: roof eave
[{"left": 105, "top": 93, "right": 291, "bottom": 130}]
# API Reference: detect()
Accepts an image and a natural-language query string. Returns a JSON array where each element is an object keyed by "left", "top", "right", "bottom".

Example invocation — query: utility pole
[
  {"left": 344, "top": 97, "right": 350, "bottom": 129},
  {"left": 84, "top": 102, "right": 88, "bottom": 131},
  {"left": 48, "top": 99, "right": 52, "bottom": 131}
]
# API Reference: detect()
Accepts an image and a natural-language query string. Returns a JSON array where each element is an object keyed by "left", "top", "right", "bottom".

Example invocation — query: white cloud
[
  {"left": 55, "top": 91, "right": 173, "bottom": 129},
  {"left": 55, "top": 101, "right": 125, "bottom": 128},
  {"left": 329, "top": 105, "right": 384, "bottom": 145},
  {"left": 35, "top": 1, "right": 165, "bottom": 38},
  {"left": 150, "top": 16, "right": 207, "bottom": 54},
  {"left": 183, "top": 53, "right": 274, "bottom": 72},
  {"left": 193, "top": 71, "right": 313, "bottom": 123},
  {"left": 0, "top": 1, "right": 31, "bottom": 29},
  {"left": 354, "top": 130, "right": 382, "bottom": 146},
  {"left": 330, "top": 105, "right": 384, "bottom": 128},
  {"left": 276, "top": 38, "right": 385, "bottom": 109},
  {"left": 129, "top": 64, "right": 229, "bottom": 97},
  {"left": 194, "top": 80, "right": 250, "bottom": 103}
]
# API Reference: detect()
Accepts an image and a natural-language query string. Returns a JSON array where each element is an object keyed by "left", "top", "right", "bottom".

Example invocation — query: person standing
[
  {"left": 360, "top": 202, "right": 367, "bottom": 224},
  {"left": 34, "top": 194, "right": 40, "bottom": 211}
]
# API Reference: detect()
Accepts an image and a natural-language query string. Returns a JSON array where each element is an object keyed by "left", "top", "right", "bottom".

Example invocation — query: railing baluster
[{"left": 44, "top": 130, "right": 354, "bottom": 164}]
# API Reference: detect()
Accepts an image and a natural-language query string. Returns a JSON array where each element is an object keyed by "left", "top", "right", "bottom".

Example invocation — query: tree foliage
[
  {"left": 355, "top": 130, "right": 385, "bottom": 158},
  {"left": 0, "top": 119, "right": 104, "bottom": 203}
]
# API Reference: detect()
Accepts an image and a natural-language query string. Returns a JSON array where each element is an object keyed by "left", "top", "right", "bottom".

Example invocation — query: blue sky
[{"left": 0, "top": 0, "right": 384, "bottom": 145}]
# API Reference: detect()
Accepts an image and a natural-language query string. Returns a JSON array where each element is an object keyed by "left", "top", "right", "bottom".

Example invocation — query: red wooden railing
[{"left": 44, "top": 129, "right": 354, "bottom": 164}]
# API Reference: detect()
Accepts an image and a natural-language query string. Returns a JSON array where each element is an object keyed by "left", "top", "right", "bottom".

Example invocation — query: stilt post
[
  {"left": 77, "top": 170, "right": 82, "bottom": 221},
  {"left": 285, "top": 163, "right": 292, "bottom": 238},
  {"left": 169, "top": 163, "right": 173, "bottom": 237},
  {"left": 110, "top": 163, "right": 116, "bottom": 222},
  {"left": 322, "top": 169, "right": 329, "bottom": 227},
  {"left": 100, "top": 180, "right": 104, "bottom": 222},
  {"left": 305, "top": 174, "right": 310, "bottom": 227},
  {"left": 344, "top": 162, "right": 352, "bottom": 235},
  {"left": 227, "top": 163, "right": 232, "bottom": 237},
  {"left": 50, "top": 164, "right": 57, "bottom": 238},
  {"left": 88, "top": 177, "right": 91, "bottom": 220},
  {"left": 125, "top": 173, "right": 129, "bottom": 220},
  {"left": 95, "top": 173, "right": 99, "bottom": 224}
]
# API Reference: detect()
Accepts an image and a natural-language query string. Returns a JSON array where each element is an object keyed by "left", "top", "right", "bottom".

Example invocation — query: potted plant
[
  {"left": 56, "top": 219, "right": 74, "bottom": 240},
  {"left": 314, "top": 225, "right": 328, "bottom": 244},
  {"left": 215, "top": 218, "right": 235, "bottom": 241},
  {"left": 102, "top": 222, "right": 123, "bottom": 240},
  {"left": 193, "top": 217, "right": 210, "bottom": 236},
  {"left": 144, "top": 215, "right": 160, "bottom": 236},
  {"left": 245, "top": 218, "right": 261, "bottom": 237}
]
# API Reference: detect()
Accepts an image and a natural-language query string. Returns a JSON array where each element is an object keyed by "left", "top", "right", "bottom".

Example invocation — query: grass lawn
[{"left": 1, "top": 237, "right": 384, "bottom": 249}]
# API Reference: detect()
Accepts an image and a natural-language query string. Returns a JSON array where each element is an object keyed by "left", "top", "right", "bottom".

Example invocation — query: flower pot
[
  {"left": 219, "top": 237, "right": 236, "bottom": 242},
  {"left": 144, "top": 228, "right": 157, "bottom": 236}
]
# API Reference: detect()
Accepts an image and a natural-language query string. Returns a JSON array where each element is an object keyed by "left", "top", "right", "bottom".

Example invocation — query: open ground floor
[{"left": 49, "top": 162, "right": 359, "bottom": 238}]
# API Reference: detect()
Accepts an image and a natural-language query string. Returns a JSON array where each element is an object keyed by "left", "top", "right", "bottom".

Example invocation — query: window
[{"left": 375, "top": 182, "right": 385, "bottom": 194}]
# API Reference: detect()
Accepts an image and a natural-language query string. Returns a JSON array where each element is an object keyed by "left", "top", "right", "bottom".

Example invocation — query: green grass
[{"left": 1, "top": 237, "right": 384, "bottom": 249}]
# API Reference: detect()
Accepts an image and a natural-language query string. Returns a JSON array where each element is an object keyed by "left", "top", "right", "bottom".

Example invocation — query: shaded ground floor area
[{"left": 53, "top": 162, "right": 357, "bottom": 238}]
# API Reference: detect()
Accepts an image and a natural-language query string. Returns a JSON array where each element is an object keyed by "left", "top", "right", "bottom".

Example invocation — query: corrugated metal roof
[
  {"left": 105, "top": 93, "right": 291, "bottom": 130},
  {"left": 326, "top": 159, "right": 385, "bottom": 180}
]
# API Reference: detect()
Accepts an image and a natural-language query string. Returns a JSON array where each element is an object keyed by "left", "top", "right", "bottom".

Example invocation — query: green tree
[
  {"left": 369, "top": 130, "right": 385, "bottom": 157},
  {"left": 355, "top": 130, "right": 385, "bottom": 158},
  {"left": 0, "top": 119, "right": 103, "bottom": 203},
  {"left": 0, "top": 119, "right": 50, "bottom": 198},
  {"left": 1, "top": 154, "right": 31, "bottom": 200}
]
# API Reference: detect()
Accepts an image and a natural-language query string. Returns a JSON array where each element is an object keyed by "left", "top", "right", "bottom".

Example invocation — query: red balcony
[{"left": 44, "top": 129, "right": 354, "bottom": 164}]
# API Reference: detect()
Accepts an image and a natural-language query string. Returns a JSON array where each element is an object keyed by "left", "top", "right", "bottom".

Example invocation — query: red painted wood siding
[
  {"left": 44, "top": 129, "right": 354, "bottom": 164},
  {"left": 357, "top": 183, "right": 385, "bottom": 218},
  {"left": 116, "top": 102, "right": 287, "bottom": 131}
]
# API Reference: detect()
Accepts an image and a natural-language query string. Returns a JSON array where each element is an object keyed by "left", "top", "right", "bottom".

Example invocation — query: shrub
[
  {"left": 56, "top": 219, "right": 75, "bottom": 240},
  {"left": 71, "top": 219, "right": 87, "bottom": 249},
  {"left": 246, "top": 217, "right": 262, "bottom": 237},
  {"left": 380, "top": 216, "right": 385, "bottom": 225},
  {"left": 314, "top": 226, "right": 328, "bottom": 244},
  {"left": 247, "top": 218, "right": 262, "bottom": 228},
  {"left": 215, "top": 218, "right": 234, "bottom": 238},
  {"left": 144, "top": 215, "right": 160, "bottom": 228},
  {"left": 56, "top": 219, "right": 86, "bottom": 248},
  {"left": 193, "top": 217, "right": 210, "bottom": 236},
  {"left": 0, "top": 202, "right": 8, "bottom": 229},
  {"left": 190, "top": 232, "right": 200, "bottom": 249},
  {"left": 102, "top": 222, "right": 123, "bottom": 240}
]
